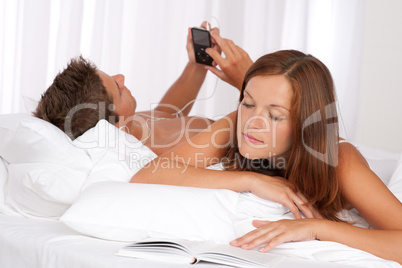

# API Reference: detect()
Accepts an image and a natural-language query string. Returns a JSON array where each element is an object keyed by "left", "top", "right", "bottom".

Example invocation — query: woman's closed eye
[
  {"left": 269, "top": 114, "right": 283, "bottom": 121},
  {"left": 242, "top": 101, "right": 284, "bottom": 121},
  {"left": 242, "top": 102, "right": 254, "bottom": 108}
]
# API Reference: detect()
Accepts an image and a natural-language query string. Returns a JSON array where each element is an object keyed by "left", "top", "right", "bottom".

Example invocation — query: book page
[
  {"left": 196, "top": 244, "right": 284, "bottom": 267},
  {"left": 117, "top": 240, "right": 194, "bottom": 264}
]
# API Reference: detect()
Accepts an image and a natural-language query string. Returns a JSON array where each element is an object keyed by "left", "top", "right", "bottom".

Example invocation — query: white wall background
[{"left": 356, "top": 0, "right": 402, "bottom": 152}]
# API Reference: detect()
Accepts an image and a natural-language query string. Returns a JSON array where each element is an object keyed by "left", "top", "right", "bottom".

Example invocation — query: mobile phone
[{"left": 191, "top": 27, "right": 213, "bottom": 66}]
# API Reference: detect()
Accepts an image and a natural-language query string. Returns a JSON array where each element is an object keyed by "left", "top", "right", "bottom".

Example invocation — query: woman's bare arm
[
  {"left": 328, "top": 143, "right": 402, "bottom": 262},
  {"left": 232, "top": 143, "right": 402, "bottom": 264}
]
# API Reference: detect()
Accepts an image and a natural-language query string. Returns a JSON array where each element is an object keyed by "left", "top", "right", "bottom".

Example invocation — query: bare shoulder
[
  {"left": 338, "top": 142, "right": 369, "bottom": 171},
  {"left": 336, "top": 142, "right": 374, "bottom": 194},
  {"left": 337, "top": 141, "right": 402, "bottom": 229}
]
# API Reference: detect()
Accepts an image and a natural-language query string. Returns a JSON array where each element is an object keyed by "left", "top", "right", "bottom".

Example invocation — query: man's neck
[{"left": 114, "top": 115, "right": 148, "bottom": 143}]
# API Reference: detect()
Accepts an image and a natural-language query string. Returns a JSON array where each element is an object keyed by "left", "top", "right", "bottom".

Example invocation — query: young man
[{"left": 34, "top": 25, "right": 252, "bottom": 155}]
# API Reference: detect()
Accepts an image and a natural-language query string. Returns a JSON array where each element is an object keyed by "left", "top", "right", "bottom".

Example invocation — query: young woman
[{"left": 132, "top": 31, "right": 402, "bottom": 264}]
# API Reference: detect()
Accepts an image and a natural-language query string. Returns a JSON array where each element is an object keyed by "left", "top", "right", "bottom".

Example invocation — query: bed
[{"left": 0, "top": 113, "right": 401, "bottom": 268}]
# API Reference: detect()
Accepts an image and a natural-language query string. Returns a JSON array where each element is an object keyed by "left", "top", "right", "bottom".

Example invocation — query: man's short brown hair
[{"left": 34, "top": 56, "right": 118, "bottom": 139}]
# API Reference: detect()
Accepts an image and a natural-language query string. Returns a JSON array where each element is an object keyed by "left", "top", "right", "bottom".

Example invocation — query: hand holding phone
[{"left": 191, "top": 27, "right": 213, "bottom": 66}]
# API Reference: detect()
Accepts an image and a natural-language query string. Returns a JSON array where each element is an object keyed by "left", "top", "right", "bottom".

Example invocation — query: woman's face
[{"left": 237, "top": 75, "right": 293, "bottom": 159}]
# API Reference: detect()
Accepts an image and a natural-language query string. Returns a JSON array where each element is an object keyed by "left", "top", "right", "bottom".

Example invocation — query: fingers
[
  {"left": 207, "top": 28, "right": 222, "bottom": 63},
  {"left": 231, "top": 221, "right": 285, "bottom": 251},
  {"left": 282, "top": 198, "right": 302, "bottom": 219},
  {"left": 209, "top": 27, "right": 220, "bottom": 45},
  {"left": 227, "top": 40, "right": 242, "bottom": 59},
  {"left": 252, "top": 220, "right": 269, "bottom": 228},
  {"left": 274, "top": 186, "right": 302, "bottom": 219},
  {"left": 289, "top": 192, "right": 314, "bottom": 219},
  {"left": 282, "top": 188, "right": 316, "bottom": 219},
  {"left": 294, "top": 193, "right": 323, "bottom": 219},
  {"left": 291, "top": 191, "right": 323, "bottom": 219},
  {"left": 206, "top": 47, "right": 224, "bottom": 63},
  {"left": 200, "top": 21, "right": 209, "bottom": 30},
  {"left": 187, "top": 27, "right": 192, "bottom": 43},
  {"left": 258, "top": 234, "right": 288, "bottom": 253},
  {"left": 295, "top": 192, "right": 317, "bottom": 219},
  {"left": 231, "top": 219, "right": 318, "bottom": 253},
  {"left": 230, "top": 223, "right": 271, "bottom": 248},
  {"left": 312, "top": 207, "right": 324, "bottom": 219},
  {"left": 209, "top": 30, "right": 235, "bottom": 60}
]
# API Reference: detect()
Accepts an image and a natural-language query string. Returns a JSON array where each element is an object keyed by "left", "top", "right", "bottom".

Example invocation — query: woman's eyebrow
[
  {"left": 244, "top": 90, "right": 253, "bottom": 99},
  {"left": 271, "top": 104, "right": 290, "bottom": 112}
]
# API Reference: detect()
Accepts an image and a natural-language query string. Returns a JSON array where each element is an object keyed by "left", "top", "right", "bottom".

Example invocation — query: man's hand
[
  {"left": 186, "top": 21, "right": 221, "bottom": 66},
  {"left": 205, "top": 29, "right": 253, "bottom": 91}
]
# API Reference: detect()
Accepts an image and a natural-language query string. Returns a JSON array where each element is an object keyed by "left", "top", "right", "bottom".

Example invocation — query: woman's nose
[{"left": 248, "top": 115, "right": 268, "bottom": 129}]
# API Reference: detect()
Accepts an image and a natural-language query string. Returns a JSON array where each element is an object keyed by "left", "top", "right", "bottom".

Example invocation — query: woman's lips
[{"left": 243, "top": 133, "right": 263, "bottom": 144}]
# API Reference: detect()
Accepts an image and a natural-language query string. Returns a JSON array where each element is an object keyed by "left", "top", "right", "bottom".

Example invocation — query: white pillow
[
  {"left": 388, "top": 153, "right": 402, "bottom": 202},
  {"left": 0, "top": 114, "right": 94, "bottom": 217},
  {"left": 0, "top": 157, "right": 7, "bottom": 204},
  {"left": 0, "top": 157, "right": 20, "bottom": 216},
  {"left": 0, "top": 114, "right": 158, "bottom": 219},
  {"left": 62, "top": 181, "right": 333, "bottom": 243},
  {"left": 0, "top": 114, "right": 88, "bottom": 166},
  {"left": 60, "top": 167, "right": 380, "bottom": 244},
  {"left": 61, "top": 182, "right": 239, "bottom": 243},
  {"left": 0, "top": 115, "right": 118, "bottom": 216},
  {"left": 6, "top": 163, "right": 89, "bottom": 218},
  {"left": 72, "top": 119, "right": 157, "bottom": 183}
]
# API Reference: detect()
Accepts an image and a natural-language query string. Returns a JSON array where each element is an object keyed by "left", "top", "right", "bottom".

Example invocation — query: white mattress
[{"left": 0, "top": 213, "right": 363, "bottom": 268}]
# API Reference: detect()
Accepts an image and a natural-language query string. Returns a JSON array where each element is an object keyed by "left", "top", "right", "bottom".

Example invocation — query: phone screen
[{"left": 192, "top": 29, "right": 211, "bottom": 46}]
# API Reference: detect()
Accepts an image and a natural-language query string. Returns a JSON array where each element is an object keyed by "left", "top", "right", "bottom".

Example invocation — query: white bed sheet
[{"left": 0, "top": 213, "right": 359, "bottom": 268}]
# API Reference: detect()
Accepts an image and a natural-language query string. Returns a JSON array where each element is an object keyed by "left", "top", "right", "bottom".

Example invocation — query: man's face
[{"left": 98, "top": 70, "right": 137, "bottom": 123}]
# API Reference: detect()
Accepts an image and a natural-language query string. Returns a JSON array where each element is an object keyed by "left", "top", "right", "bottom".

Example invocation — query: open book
[{"left": 117, "top": 239, "right": 284, "bottom": 267}]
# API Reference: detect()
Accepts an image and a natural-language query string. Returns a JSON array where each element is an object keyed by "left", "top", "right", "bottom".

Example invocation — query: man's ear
[{"left": 114, "top": 116, "right": 124, "bottom": 128}]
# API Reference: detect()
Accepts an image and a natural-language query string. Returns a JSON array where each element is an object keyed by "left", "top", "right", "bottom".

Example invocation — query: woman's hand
[
  {"left": 205, "top": 29, "right": 253, "bottom": 90},
  {"left": 231, "top": 219, "right": 321, "bottom": 252},
  {"left": 248, "top": 173, "right": 322, "bottom": 219}
]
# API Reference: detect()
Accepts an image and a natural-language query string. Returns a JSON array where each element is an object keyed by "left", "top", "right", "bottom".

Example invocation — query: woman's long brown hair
[{"left": 224, "top": 50, "right": 344, "bottom": 221}]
